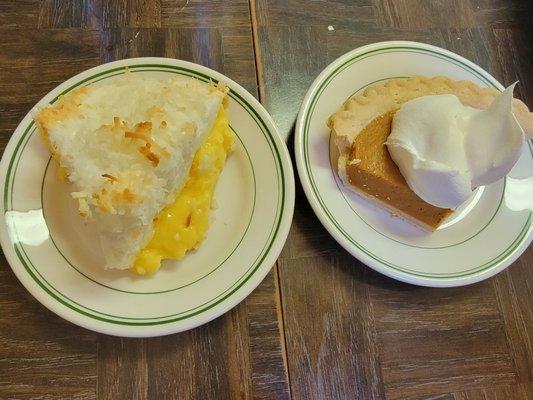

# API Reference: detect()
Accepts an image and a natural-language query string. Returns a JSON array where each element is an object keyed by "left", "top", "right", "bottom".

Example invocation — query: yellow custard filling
[{"left": 133, "top": 107, "right": 233, "bottom": 275}]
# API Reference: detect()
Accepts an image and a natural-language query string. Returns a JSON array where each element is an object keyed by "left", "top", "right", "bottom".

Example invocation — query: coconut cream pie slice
[
  {"left": 328, "top": 76, "right": 533, "bottom": 231},
  {"left": 35, "top": 73, "right": 233, "bottom": 274}
]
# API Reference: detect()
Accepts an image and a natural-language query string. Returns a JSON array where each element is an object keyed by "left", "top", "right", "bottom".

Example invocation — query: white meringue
[{"left": 385, "top": 84, "right": 524, "bottom": 209}]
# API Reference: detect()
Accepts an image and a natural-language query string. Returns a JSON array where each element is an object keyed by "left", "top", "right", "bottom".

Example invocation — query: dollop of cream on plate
[{"left": 385, "top": 84, "right": 524, "bottom": 209}]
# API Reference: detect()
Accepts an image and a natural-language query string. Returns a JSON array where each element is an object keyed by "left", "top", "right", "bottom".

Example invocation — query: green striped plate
[
  {"left": 295, "top": 41, "right": 532, "bottom": 287},
  {"left": 0, "top": 58, "right": 295, "bottom": 337}
]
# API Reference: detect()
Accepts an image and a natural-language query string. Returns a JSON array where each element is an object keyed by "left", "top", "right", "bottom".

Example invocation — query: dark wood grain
[
  {"left": 279, "top": 254, "right": 385, "bottom": 399},
  {"left": 493, "top": 257, "right": 533, "bottom": 383},
  {"left": 138, "top": 272, "right": 289, "bottom": 400},
  {"left": 453, "top": 383, "right": 531, "bottom": 400},
  {"left": 0, "top": 28, "right": 102, "bottom": 147},
  {"left": 161, "top": 0, "right": 251, "bottom": 29},
  {"left": 254, "top": 0, "right": 533, "bottom": 399},
  {"left": 369, "top": 276, "right": 516, "bottom": 399},
  {"left": 469, "top": 0, "right": 533, "bottom": 28},
  {"left": 97, "top": 336, "right": 147, "bottom": 399},
  {"left": 0, "top": 23, "right": 101, "bottom": 400},
  {"left": 0, "top": 0, "right": 40, "bottom": 28},
  {"left": 0, "top": 1, "right": 288, "bottom": 399},
  {"left": 491, "top": 26, "right": 533, "bottom": 106},
  {"left": 375, "top": 0, "right": 477, "bottom": 29},
  {"left": 1, "top": 0, "right": 532, "bottom": 399},
  {"left": 0, "top": 268, "right": 97, "bottom": 400},
  {"left": 38, "top": 0, "right": 98, "bottom": 28},
  {"left": 254, "top": 0, "right": 375, "bottom": 29}
]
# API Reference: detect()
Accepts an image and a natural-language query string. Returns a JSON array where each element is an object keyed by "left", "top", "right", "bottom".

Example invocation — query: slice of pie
[
  {"left": 35, "top": 73, "right": 233, "bottom": 274},
  {"left": 327, "top": 76, "right": 533, "bottom": 231}
]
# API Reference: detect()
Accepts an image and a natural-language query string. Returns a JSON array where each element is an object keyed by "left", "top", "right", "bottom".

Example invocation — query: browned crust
[
  {"left": 329, "top": 76, "right": 533, "bottom": 157},
  {"left": 34, "top": 86, "right": 89, "bottom": 134},
  {"left": 34, "top": 87, "right": 91, "bottom": 183}
]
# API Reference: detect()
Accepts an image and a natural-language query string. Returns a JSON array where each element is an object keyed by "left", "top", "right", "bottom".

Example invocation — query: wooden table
[{"left": 1, "top": 1, "right": 531, "bottom": 399}]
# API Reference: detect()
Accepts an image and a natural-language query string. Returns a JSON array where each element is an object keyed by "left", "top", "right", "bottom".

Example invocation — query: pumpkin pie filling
[
  {"left": 329, "top": 76, "right": 533, "bottom": 231},
  {"left": 345, "top": 110, "right": 453, "bottom": 230}
]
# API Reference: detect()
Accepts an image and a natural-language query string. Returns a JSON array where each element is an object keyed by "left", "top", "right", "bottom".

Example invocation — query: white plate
[
  {"left": 0, "top": 57, "right": 295, "bottom": 337},
  {"left": 295, "top": 41, "right": 532, "bottom": 287}
]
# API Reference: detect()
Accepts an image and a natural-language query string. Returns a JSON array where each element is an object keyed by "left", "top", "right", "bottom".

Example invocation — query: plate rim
[
  {"left": 294, "top": 40, "right": 532, "bottom": 288},
  {"left": 0, "top": 57, "right": 295, "bottom": 337}
]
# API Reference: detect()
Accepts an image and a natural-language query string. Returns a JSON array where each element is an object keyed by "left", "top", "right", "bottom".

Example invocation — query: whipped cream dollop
[{"left": 385, "top": 84, "right": 524, "bottom": 209}]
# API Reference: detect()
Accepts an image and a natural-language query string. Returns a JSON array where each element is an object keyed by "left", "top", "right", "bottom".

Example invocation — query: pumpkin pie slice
[{"left": 327, "top": 76, "right": 533, "bottom": 231}]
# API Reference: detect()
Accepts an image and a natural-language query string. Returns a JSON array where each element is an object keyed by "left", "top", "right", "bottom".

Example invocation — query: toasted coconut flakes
[
  {"left": 138, "top": 143, "right": 160, "bottom": 166},
  {"left": 102, "top": 173, "right": 119, "bottom": 183},
  {"left": 126, "top": 121, "right": 170, "bottom": 162},
  {"left": 122, "top": 188, "right": 135, "bottom": 203},
  {"left": 33, "top": 73, "right": 228, "bottom": 269},
  {"left": 93, "top": 193, "right": 113, "bottom": 213},
  {"left": 125, "top": 121, "right": 152, "bottom": 140}
]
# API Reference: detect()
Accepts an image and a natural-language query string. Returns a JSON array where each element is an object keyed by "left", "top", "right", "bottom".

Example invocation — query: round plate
[
  {"left": 295, "top": 41, "right": 532, "bottom": 287},
  {"left": 0, "top": 57, "right": 295, "bottom": 337}
]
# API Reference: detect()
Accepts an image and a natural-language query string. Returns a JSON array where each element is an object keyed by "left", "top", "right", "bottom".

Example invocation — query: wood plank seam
[
  {"left": 274, "top": 262, "right": 294, "bottom": 399},
  {"left": 248, "top": 0, "right": 266, "bottom": 103},
  {"left": 492, "top": 269, "right": 533, "bottom": 384},
  {"left": 249, "top": 1, "right": 292, "bottom": 397},
  {"left": 140, "top": 338, "right": 148, "bottom": 399},
  {"left": 96, "top": 338, "right": 100, "bottom": 399},
  {"left": 364, "top": 270, "right": 387, "bottom": 399}
]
